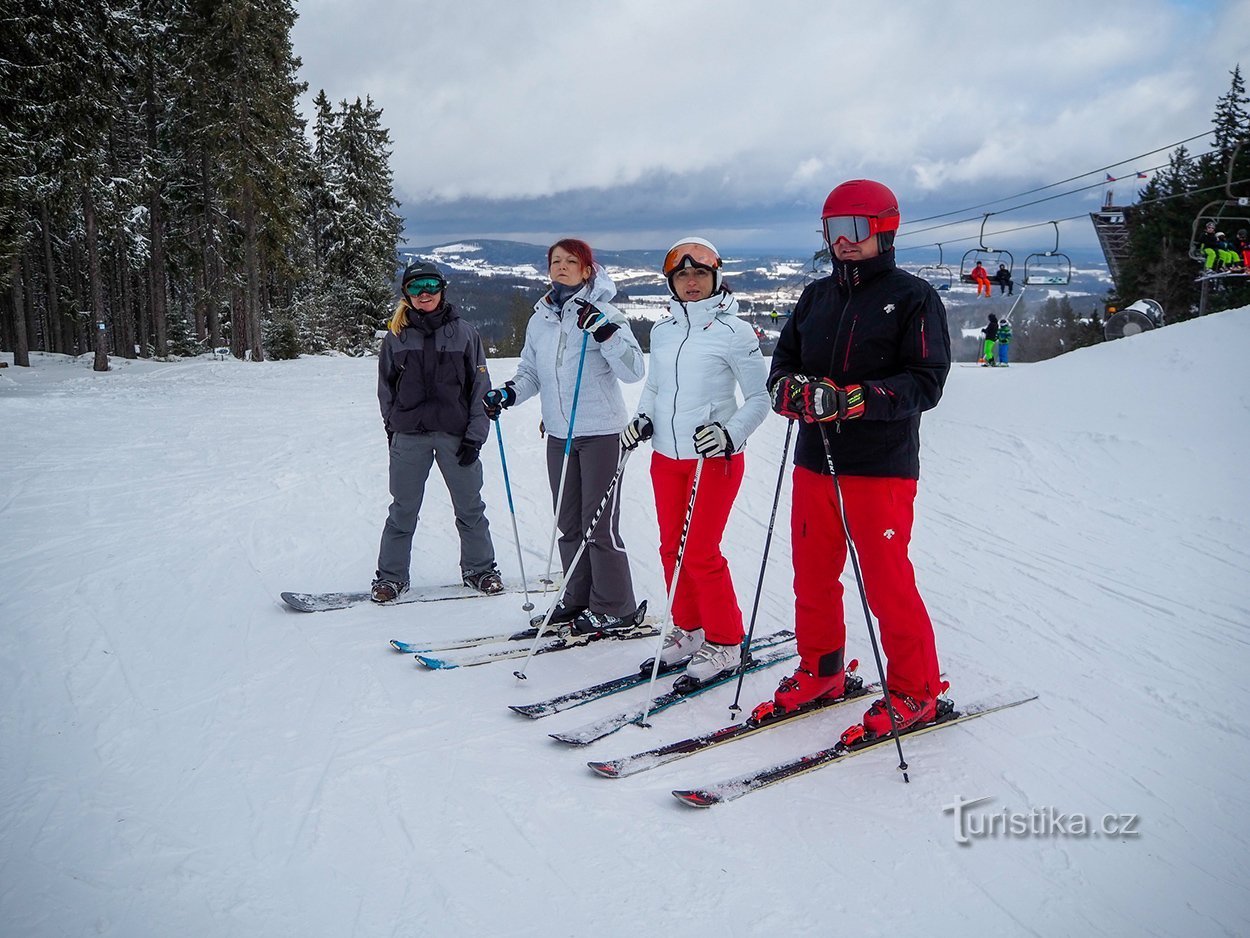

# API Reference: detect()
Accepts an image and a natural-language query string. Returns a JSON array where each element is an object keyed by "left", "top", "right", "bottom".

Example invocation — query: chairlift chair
[
  {"left": 1188, "top": 142, "right": 1250, "bottom": 275},
  {"left": 1023, "top": 222, "right": 1072, "bottom": 286},
  {"left": 959, "top": 215, "right": 1014, "bottom": 283},
  {"left": 918, "top": 242, "right": 955, "bottom": 291}
]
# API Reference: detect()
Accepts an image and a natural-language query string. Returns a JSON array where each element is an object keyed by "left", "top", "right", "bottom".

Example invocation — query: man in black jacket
[{"left": 766, "top": 179, "right": 951, "bottom": 739}]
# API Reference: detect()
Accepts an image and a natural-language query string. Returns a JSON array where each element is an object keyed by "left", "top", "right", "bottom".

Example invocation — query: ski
[
  {"left": 548, "top": 646, "right": 798, "bottom": 747},
  {"left": 671, "top": 693, "right": 1038, "bottom": 807},
  {"left": 414, "top": 619, "right": 658, "bottom": 669},
  {"left": 587, "top": 671, "right": 874, "bottom": 778},
  {"left": 390, "top": 627, "right": 542, "bottom": 655},
  {"left": 510, "top": 630, "right": 796, "bottom": 720},
  {"left": 280, "top": 578, "right": 545, "bottom": 613}
]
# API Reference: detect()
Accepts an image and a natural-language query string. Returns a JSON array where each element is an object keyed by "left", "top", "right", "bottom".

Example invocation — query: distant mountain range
[{"left": 398, "top": 239, "right": 1115, "bottom": 350}]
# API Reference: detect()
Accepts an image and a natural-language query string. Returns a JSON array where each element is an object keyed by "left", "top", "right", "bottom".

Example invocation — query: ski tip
[
  {"left": 389, "top": 640, "right": 413, "bottom": 653},
  {"left": 672, "top": 789, "right": 720, "bottom": 808},
  {"left": 279, "top": 592, "right": 316, "bottom": 612},
  {"left": 586, "top": 761, "right": 621, "bottom": 778},
  {"left": 548, "top": 733, "right": 587, "bottom": 747},
  {"left": 414, "top": 655, "right": 456, "bottom": 670},
  {"left": 508, "top": 705, "right": 542, "bottom": 719}
]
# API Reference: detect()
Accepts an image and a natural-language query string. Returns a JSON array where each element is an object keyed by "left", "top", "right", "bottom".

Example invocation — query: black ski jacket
[
  {"left": 378, "top": 303, "right": 492, "bottom": 444},
  {"left": 769, "top": 251, "right": 950, "bottom": 479}
]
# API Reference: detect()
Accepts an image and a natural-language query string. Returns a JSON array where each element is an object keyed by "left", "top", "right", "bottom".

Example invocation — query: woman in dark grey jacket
[{"left": 372, "top": 262, "right": 500, "bottom": 602}]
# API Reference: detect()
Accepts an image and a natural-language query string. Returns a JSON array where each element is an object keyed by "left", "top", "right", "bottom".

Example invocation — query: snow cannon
[{"left": 1103, "top": 298, "right": 1164, "bottom": 341}]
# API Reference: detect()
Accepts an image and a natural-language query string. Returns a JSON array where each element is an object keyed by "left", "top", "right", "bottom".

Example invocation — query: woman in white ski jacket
[
  {"left": 484, "top": 238, "right": 646, "bottom": 631},
  {"left": 620, "top": 237, "right": 769, "bottom": 684}
]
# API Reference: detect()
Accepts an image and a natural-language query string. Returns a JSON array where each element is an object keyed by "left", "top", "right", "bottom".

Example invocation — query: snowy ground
[{"left": 2, "top": 310, "right": 1249, "bottom": 937}]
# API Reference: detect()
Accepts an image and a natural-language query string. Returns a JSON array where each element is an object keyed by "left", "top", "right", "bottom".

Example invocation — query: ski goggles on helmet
[
  {"left": 404, "top": 277, "right": 444, "bottom": 297},
  {"left": 821, "top": 215, "right": 890, "bottom": 245},
  {"left": 663, "top": 242, "right": 722, "bottom": 276}
]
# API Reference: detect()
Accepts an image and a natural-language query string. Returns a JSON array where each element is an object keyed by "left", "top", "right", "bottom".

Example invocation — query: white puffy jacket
[
  {"left": 637, "top": 290, "right": 770, "bottom": 460},
  {"left": 506, "top": 267, "right": 645, "bottom": 439}
]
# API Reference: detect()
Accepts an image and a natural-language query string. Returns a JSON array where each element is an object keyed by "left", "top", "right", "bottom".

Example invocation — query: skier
[
  {"left": 619, "top": 238, "right": 770, "bottom": 684},
  {"left": 981, "top": 313, "right": 999, "bottom": 366},
  {"left": 1237, "top": 229, "right": 1250, "bottom": 269},
  {"left": 372, "top": 262, "right": 501, "bottom": 603},
  {"left": 996, "top": 317, "right": 1013, "bottom": 366},
  {"left": 768, "top": 178, "right": 951, "bottom": 738},
  {"left": 483, "top": 239, "right": 645, "bottom": 632},
  {"left": 994, "top": 263, "right": 1014, "bottom": 295},
  {"left": 971, "top": 260, "right": 992, "bottom": 298}
]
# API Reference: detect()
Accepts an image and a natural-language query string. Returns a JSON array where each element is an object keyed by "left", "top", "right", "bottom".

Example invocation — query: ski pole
[
  {"left": 817, "top": 423, "right": 911, "bottom": 783},
  {"left": 514, "top": 447, "right": 632, "bottom": 680},
  {"left": 728, "top": 418, "right": 794, "bottom": 716},
  {"left": 493, "top": 419, "right": 533, "bottom": 612},
  {"left": 639, "top": 456, "right": 703, "bottom": 727},
  {"left": 541, "top": 330, "right": 590, "bottom": 588}
]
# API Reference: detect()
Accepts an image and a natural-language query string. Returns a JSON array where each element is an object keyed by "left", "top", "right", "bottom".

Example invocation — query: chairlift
[
  {"left": 1188, "top": 142, "right": 1250, "bottom": 276},
  {"left": 918, "top": 242, "right": 954, "bottom": 291},
  {"left": 1023, "top": 221, "right": 1073, "bottom": 286},
  {"left": 960, "top": 215, "right": 1014, "bottom": 283}
]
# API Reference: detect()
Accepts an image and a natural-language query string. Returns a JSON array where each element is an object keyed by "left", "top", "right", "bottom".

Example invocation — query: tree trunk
[
  {"left": 201, "top": 151, "right": 221, "bottom": 347},
  {"left": 22, "top": 246, "right": 41, "bottom": 352},
  {"left": 41, "top": 201, "right": 67, "bottom": 354},
  {"left": 10, "top": 256, "right": 30, "bottom": 366},
  {"left": 149, "top": 196, "right": 168, "bottom": 356},
  {"left": 84, "top": 187, "right": 109, "bottom": 372},
  {"left": 243, "top": 184, "right": 264, "bottom": 361},
  {"left": 70, "top": 237, "right": 87, "bottom": 355}
]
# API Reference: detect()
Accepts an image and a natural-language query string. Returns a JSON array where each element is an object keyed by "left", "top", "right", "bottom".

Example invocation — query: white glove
[
  {"left": 692, "top": 422, "right": 733, "bottom": 458},
  {"left": 620, "top": 414, "right": 654, "bottom": 451}
]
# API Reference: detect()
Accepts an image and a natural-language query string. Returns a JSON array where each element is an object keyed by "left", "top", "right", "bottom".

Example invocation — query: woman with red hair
[{"left": 484, "top": 239, "right": 647, "bottom": 632}]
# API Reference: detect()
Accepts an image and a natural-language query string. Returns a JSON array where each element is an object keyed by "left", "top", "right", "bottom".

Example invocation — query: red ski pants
[
  {"left": 791, "top": 467, "right": 942, "bottom": 699},
  {"left": 651, "top": 452, "right": 745, "bottom": 645}
]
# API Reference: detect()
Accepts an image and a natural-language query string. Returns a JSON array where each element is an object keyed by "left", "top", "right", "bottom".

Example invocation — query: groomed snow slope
[{"left": 1, "top": 308, "right": 1248, "bottom": 937}]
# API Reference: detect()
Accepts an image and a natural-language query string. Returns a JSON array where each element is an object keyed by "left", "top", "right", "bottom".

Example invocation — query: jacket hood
[
  {"left": 539, "top": 264, "right": 617, "bottom": 314},
  {"left": 669, "top": 289, "right": 739, "bottom": 329}
]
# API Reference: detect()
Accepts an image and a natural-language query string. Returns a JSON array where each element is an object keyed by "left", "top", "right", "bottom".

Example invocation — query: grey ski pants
[
  {"left": 546, "top": 433, "right": 637, "bottom": 617},
  {"left": 376, "top": 431, "right": 495, "bottom": 584}
]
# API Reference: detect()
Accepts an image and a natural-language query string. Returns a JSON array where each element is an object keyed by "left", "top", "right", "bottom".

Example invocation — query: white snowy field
[{"left": 2, "top": 310, "right": 1249, "bottom": 937}]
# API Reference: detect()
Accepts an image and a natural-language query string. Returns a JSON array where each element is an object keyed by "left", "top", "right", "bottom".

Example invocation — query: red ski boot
[
  {"left": 770, "top": 649, "right": 857, "bottom": 715},
  {"left": 860, "top": 684, "right": 948, "bottom": 738}
]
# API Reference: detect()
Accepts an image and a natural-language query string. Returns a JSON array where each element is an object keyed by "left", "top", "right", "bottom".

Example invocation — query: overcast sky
[{"left": 291, "top": 0, "right": 1248, "bottom": 257}]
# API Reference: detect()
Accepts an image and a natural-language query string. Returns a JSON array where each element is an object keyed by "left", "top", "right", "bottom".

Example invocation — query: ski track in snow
[{"left": 2, "top": 311, "right": 1250, "bottom": 937}]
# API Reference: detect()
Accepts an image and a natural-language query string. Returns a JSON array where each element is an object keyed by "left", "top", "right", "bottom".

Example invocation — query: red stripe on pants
[
  {"left": 791, "top": 466, "right": 942, "bottom": 699},
  {"left": 651, "top": 452, "right": 745, "bottom": 644}
]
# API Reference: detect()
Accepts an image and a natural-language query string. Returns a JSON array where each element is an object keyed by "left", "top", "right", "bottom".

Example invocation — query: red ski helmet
[{"left": 821, "top": 179, "right": 901, "bottom": 252}]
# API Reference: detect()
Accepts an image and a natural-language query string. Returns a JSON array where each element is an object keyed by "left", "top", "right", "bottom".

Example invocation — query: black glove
[
  {"left": 573, "top": 299, "right": 620, "bottom": 343},
  {"left": 483, "top": 383, "right": 516, "bottom": 420},
  {"left": 620, "top": 414, "right": 654, "bottom": 451},
  {"left": 456, "top": 441, "right": 481, "bottom": 466},
  {"left": 693, "top": 422, "right": 733, "bottom": 458},
  {"left": 386, "top": 428, "right": 394, "bottom": 446}
]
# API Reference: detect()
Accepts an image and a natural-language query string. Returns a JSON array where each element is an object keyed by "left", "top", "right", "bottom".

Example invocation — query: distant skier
[
  {"left": 996, "top": 317, "right": 1013, "bottom": 365},
  {"left": 482, "top": 239, "right": 645, "bottom": 632},
  {"left": 994, "top": 263, "right": 1014, "bottom": 295},
  {"left": 372, "top": 262, "right": 501, "bottom": 603},
  {"left": 768, "top": 178, "right": 951, "bottom": 739},
  {"left": 619, "top": 237, "right": 770, "bottom": 686},
  {"left": 981, "top": 313, "right": 999, "bottom": 366},
  {"left": 971, "top": 260, "right": 992, "bottom": 298}
]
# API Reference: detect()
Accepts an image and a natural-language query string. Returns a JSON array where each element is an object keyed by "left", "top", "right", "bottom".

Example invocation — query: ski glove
[
  {"left": 693, "top": 422, "right": 734, "bottom": 459},
  {"left": 482, "top": 383, "right": 516, "bottom": 420},
  {"left": 573, "top": 299, "right": 620, "bottom": 343},
  {"left": 800, "top": 379, "right": 866, "bottom": 423},
  {"left": 769, "top": 373, "right": 809, "bottom": 420},
  {"left": 620, "top": 414, "right": 654, "bottom": 451},
  {"left": 456, "top": 441, "right": 481, "bottom": 467}
]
